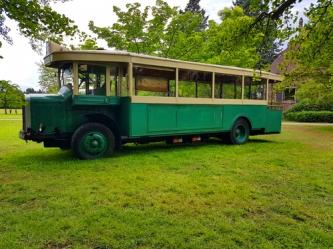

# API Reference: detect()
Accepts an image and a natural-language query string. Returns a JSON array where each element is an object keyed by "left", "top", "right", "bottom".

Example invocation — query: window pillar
[
  {"left": 106, "top": 65, "right": 111, "bottom": 96},
  {"left": 176, "top": 68, "right": 179, "bottom": 98},
  {"left": 266, "top": 78, "right": 269, "bottom": 102},
  {"left": 73, "top": 62, "right": 78, "bottom": 95},
  {"left": 241, "top": 75, "right": 244, "bottom": 101},
  {"left": 212, "top": 72, "right": 215, "bottom": 99},
  {"left": 118, "top": 67, "right": 123, "bottom": 96},
  {"left": 128, "top": 62, "right": 133, "bottom": 96}
]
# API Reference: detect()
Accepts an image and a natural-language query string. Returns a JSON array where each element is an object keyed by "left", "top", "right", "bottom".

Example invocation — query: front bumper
[{"left": 19, "top": 129, "right": 43, "bottom": 142}]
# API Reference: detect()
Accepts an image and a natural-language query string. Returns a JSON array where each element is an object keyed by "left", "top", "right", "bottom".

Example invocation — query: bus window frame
[
  {"left": 73, "top": 62, "right": 129, "bottom": 97},
  {"left": 70, "top": 59, "right": 276, "bottom": 105}
]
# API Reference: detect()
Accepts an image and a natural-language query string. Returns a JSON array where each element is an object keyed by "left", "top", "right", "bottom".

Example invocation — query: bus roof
[{"left": 44, "top": 47, "right": 282, "bottom": 81}]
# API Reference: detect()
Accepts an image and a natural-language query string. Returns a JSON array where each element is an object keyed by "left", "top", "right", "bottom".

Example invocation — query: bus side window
[
  {"left": 133, "top": 66, "right": 176, "bottom": 97},
  {"left": 215, "top": 74, "right": 242, "bottom": 99},
  {"left": 178, "top": 70, "right": 212, "bottom": 98},
  {"left": 244, "top": 77, "right": 267, "bottom": 100},
  {"left": 78, "top": 64, "right": 106, "bottom": 96}
]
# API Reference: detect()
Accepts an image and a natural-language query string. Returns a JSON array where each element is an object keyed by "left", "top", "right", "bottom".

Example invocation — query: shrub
[
  {"left": 284, "top": 111, "right": 333, "bottom": 123},
  {"left": 285, "top": 101, "right": 333, "bottom": 114}
]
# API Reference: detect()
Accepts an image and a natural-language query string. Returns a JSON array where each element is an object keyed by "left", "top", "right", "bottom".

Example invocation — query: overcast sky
[{"left": 0, "top": 0, "right": 312, "bottom": 90}]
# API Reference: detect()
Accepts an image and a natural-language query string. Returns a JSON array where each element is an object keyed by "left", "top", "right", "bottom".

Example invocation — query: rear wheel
[
  {"left": 223, "top": 119, "right": 250, "bottom": 145},
  {"left": 71, "top": 123, "right": 115, "bottom": 159}
]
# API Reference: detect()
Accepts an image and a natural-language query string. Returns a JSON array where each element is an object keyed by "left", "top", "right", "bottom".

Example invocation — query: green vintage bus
[{"left": 20, "top": 44, "right": 282, "bottom": 159}]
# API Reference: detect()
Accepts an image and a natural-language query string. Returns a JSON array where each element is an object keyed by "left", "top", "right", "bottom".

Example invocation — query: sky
[{"left": 0, "top": 0, "right": 312, "bottom": 90}]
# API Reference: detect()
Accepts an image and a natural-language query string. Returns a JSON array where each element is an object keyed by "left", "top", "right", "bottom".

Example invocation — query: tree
[
  {"left": 79, "top": 39, "right": 98, "bottom": 50},
  {"left": 0, "top": 0, "right": 78, "bottom": 56},
  {"left": 25, "top": 88, "right": 36, "bottom": 94},
  {"left": 37, "top": 62, "right": 58, "bottom": 93},
  {"left": 0, "top": 80, "right": 24, "bottom": 113},
  {"left": 198, "top": 7, "right": 263, "bottom": 68},
  {"left": 233, "top": 0, "right": 269, "bottom": 16},
  {"left": 280, "top": 0, "right": 333, "bottom": 104},
  {"left": 89, "top": 0, "right": 204, "bottom": 60},
  {"left": 182, "top": 0, "right": 208, "bottom": 30},
  {"left": 233, "top": 0, "right": 281, "bottom": 65}
]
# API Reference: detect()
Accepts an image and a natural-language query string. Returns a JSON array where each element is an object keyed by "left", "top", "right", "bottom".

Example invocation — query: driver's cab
[{"left": 56, "top": 61, "right": 130, "bottom": 104}]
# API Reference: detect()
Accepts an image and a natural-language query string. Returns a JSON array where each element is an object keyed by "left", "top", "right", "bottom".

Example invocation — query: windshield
[{"left": 59, "top": 63, "right": 73, "bottom": 88}]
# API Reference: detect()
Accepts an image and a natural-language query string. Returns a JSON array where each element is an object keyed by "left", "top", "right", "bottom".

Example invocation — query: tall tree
[
  {"left": 89, "top": 0, "right": 204, "bottom": 60},
  {"left": 233, "top": 0, "right": 281, "bottom": 66},
  {"left": 0, "top": 0, "right": 78, "bottom": 56},
  {"left": 281, "top": 0, "right": 333, "bottom": 104},
  {"left": 233, "top": 0, "right": 268, "bottom": 16},
  {"left": 0, "top": 80, "right": 24, "bottom": 113},
  {"left": 182, "top": 0, "right": 208, "bottom": 30},
  {"left": 200, "top": 6, "right": 262, "bottom": 68}
]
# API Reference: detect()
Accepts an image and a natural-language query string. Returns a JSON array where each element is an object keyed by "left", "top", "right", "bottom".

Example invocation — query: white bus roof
[{"left": 44, "top": 47, "right": 282, "bottom": 81}]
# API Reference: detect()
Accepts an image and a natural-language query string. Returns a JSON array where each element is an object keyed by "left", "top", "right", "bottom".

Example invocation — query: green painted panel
[
  {"left": 30, "top": 101, "right": 66, "bottom": 133},
  {"left": 147, "top": 105, "right": 177, "bottom": 132},
  {"left": 177, "top": 105, "right": 222, "bottom": 130},
  {"left": 128, "top": 103, "right": 281, "bottom": 137},
  {"left": 130, "top": 104, "right": 148, "bottom": 137},
  {"left": 222, "top": 105, "right": 266, "bottom": 130},
  {"left": 265, "top": 109, "right": 282, "bottom": 133},
  {"left": 129, "top": 103, "right": 224, "bottom": 137}
]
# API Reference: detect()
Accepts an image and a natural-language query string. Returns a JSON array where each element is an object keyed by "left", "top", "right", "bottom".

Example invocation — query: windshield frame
[{"left": 58, "top": 63, "right": 74, "bottom": 90}]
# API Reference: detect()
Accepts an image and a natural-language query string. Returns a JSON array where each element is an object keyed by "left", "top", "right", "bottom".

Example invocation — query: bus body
[{"left": 20, "top": 45, "right": 282, "bottom": 159}]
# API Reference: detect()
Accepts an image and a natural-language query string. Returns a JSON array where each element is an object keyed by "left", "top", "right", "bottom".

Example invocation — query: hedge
[
  {"left": 284, "top": 111, "right": 333, "bottom": 123},
  {"left": 285, "top": 102, "right": 333, "bottom": 114}
]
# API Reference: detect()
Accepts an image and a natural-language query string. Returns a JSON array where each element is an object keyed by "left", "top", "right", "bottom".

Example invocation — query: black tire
[
  {"left": 223, "top": 119, "right": 250, "bottom": 145},
  {"left": 71, "top": 122, "right": 115, "bottom": 159}
]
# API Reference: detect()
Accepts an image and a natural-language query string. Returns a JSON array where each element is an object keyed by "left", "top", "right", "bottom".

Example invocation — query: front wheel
[
  {"left": 71, "top": 123, "right": 115, "bottom": 159},
  {"left": 223, "top": 119, "right": 250, "bottom": 145}
]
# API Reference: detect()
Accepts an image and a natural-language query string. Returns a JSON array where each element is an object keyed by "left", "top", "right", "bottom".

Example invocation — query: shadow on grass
[{"left": 7, "top": 138, "right": 276, "bottom": 169}]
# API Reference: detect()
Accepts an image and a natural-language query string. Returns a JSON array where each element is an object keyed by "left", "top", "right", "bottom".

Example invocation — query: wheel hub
[
  {"left": 81, "top": 132, "right": 107, "bottom": 155},
  {"left": 234, "top": 125, "right": 247, "bottom": 143}
]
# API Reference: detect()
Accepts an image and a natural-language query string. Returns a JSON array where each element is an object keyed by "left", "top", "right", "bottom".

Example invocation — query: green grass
[{"left": 0, "top": 121, "right": 332, "bottom": 249}]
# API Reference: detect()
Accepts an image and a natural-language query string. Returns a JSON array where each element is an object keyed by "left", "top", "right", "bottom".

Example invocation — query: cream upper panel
[{"left": 44, "top": 50, "right": 283, "bottom": 81}]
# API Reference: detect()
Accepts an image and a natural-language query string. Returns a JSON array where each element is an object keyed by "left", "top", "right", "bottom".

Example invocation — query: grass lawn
[{"left": 0, "top": 118, "right": 332, "bottom": 249}]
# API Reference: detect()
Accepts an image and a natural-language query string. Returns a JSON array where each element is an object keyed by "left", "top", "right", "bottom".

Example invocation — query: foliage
[
  {"left": 89, "top": 0, "right": 205, "bottom": 60},
  {"left": 25, "top": 88, "right": 36, "bottom": 94},
  {"left": 284, "top": 111, "right": 333, "bottom": 123},
  {"left": 1, "top": 119, "right": 333, "bottom": 248},
  {"left": 181, "top": 0, "right": 208, "bottom": 30},
  {"left": 281, "top": 0, "right": 333, "bottom": 103},
  {"left": 37, "top": 62, "right": 58, "bottom": 93},
  {"left": 233, "top": 0, "right": 283, "bottom": 66},
  {"left": 79, "top": 38, "right": 98, "bottom": 50},
  {"left": 0, "top": 0, "right": 78, "bottom": 54},
  {"left": 0, "top": 80, "right": 24, "bottom": 113},
  {"left": 200, "top": 7, "right": 262, "bottom": 68},
  {"left": 233, "top": 0, "right": 268, "bottom": 16},
  {"left": 285, "top": 100, "right": 333, "bottom": 113}
]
